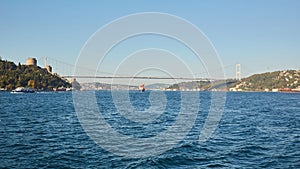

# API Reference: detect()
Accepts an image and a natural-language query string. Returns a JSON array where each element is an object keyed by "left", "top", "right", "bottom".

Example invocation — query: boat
[
  {"left": 53, "top": 86, "right": 72, "bottom": 92},
  {"left": 11, "top": 87, "right": 36, "bottom": 93},
  {"left": 53, "top": 86, "right": 66, "bottom": 92},
  {"left": 139, "top": 84, "right": 145, "bottom": 92}
]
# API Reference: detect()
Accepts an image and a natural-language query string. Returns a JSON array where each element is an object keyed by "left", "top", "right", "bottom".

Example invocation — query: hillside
[
  {"left": 0, "top": 59, "right": 71, "bottom": 91},
  {"left": 229, "top": 70, "right": 300, "bottom": 92},
  {"left": 164, "top": 70, "right": 300, "bottom": 92},
  {"left": 80, "top": 82, "right": 137, "bottom": 90},
  {"left": 166, "top": 79, "right": 237, "bottom": 91},
  {"left": 80, "top": 82, "right": 170, "bottom": 91},
  {"left": 145, "top": 83, "right": 170, "bottom": 90}
]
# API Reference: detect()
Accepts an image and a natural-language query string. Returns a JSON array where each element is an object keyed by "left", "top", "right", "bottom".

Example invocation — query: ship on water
[
  {"left": 11, "top": 87, "right": 36, "bottom": 93},
  {"left": 139, "top": 84, "right": 145, "bottom": 92}
]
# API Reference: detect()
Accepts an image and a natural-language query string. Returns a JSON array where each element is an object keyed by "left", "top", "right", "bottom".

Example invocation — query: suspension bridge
[{"left": 36, "top": 56, "right": 250, "bottom": 81}]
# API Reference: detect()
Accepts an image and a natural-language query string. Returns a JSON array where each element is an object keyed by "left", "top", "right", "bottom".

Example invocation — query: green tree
[{"left": 18, "top": 62, "right": 21, "bottom": 70}]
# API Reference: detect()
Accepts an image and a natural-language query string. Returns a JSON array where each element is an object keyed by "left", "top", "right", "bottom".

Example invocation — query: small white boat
[
  {"left": 53, "top": 86, "right": 72, "bottom": 92},
  {"left": 11, "top": 87, "right": 36, "bottom": 93}
]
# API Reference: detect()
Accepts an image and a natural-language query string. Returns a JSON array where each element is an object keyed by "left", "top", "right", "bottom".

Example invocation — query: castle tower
[
  {"left": 45, "top": 65, "right": 52, "bottom": 73},
  {"left": 26, "top": 58, "right": 37, "bottom": 66}
]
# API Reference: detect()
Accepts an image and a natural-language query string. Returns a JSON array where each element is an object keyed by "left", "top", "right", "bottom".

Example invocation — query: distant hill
[
  {"left": 80, "top": 82, "right": 170, "bottom": 90},
  {"left": 166, "top": 79, "right": 236, "bottom": 91},
  {"left": 229, "top": 70, "right": 300, "bottom": 91},
  {"left": 164, "top": 69, "right": 300, "bottom": 92},
  {"left": 0, "top": 59, "right": 71, "bottom": 91},
  {"left": 145, "top": 83, "right": 170, "bottom": 90},
  {"left": 80, "top": 82, "right": 137, "bottom": 90},
  {"left": 167, "top": 80, "right": 211, "bottom": 90}
]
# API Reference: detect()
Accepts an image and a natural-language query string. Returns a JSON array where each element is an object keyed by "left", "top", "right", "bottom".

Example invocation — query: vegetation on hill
[
  {"left": 229, "top": 70, "right": 300, "bottom": 91},
  {"left": 0, "top": 59, "right": 71, "bottom": 90},
  {"left": 165, "top": 70, "right": 300, "bottom": 92},
  {"left": 167, "top": 81, "right": 211, "bottom": 90}
]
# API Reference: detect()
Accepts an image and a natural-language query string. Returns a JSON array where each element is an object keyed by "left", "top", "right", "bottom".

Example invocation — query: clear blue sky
[{"left": 1, "top": 0, "right": 299, "bottom": 82}]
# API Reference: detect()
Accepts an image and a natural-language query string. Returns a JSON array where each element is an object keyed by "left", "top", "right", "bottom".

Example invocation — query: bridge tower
[{"left": 236, "top": 64, "right": 241, "bottom": 81}]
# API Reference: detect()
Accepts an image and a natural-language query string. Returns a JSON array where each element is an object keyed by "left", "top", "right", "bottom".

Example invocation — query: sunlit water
[{"left": 0, "top": 91, "right": 299, "bottom": 168}]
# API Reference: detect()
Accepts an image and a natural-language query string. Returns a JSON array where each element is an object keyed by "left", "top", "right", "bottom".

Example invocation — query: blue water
[{"left": 0, "top": 91, "right": 299, "bottom": 168}]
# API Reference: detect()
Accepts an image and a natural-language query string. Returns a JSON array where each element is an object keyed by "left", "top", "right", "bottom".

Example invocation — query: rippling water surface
[{"left": 0, "top": 91, "right": 299, "bottom": 168}]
